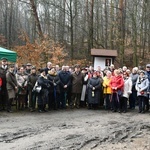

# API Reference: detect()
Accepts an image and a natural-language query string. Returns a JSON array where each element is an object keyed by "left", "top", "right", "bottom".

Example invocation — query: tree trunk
[
  {"left": 118, "top": 0, "right": 125, "bottom": 66},
  {"left": 88, "top": 0, "right": 94, "bottom": 60},
  {"left": 104, "top": 0, "right": 108, "bottom": 48},
  {"left": 110, "top": 0, "right": 114, "bottom": 49},
  {"left": 29, "top": 0, "right": 43, "bottom": 39}
]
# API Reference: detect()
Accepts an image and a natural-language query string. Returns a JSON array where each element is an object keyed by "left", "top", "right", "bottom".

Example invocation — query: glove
[
  {"left": 127, "top": 91, "right": 132, "bottom": 94},
  {"left": 89, "top": 85, "right": 93, "bottom": 88}
]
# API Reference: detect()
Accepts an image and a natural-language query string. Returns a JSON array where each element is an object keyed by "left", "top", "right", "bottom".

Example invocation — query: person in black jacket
[
  {"left": 87, "top": 72, "right": 101, "bottom": 109},
  {"left": 58, "top": 66, "right": 71, "bottom": 109},
  {"left": 37, "top": 69, "right": 51, "bottom": 112},
  {"left": 0, "top": 57, "right": 8, "bottom": 111},
  {"left": 44, "top": 62, "right": 52, "bottom": 75},
  {"left": 27, "top": 66, "right": 38, "bottom": 112},
  {"left": 47, "top": 68, "right": 60, "bottom": 110}
]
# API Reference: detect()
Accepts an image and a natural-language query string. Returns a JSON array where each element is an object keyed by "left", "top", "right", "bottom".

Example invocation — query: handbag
[
  {"left": 33, "top": 81, "right": 42, "bottom": 93},
  {"left": 117, "top": 89, "right": 123, "bottom": 96},
  {"left": 35, "top": 86, "right": 42, "bottom": 93},
  {"left": 140, "top": 91, "right": 144, "bottom": 95}
]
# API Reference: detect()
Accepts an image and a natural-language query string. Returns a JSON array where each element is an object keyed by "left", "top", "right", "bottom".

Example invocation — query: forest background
[{"left": 0, "top": 0, "right": 149, "bottom": 68}]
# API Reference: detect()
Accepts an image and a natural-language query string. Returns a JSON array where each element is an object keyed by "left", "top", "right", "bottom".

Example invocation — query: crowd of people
[{"left": 0, "top": 57, "right": 150, "bottom": 114}]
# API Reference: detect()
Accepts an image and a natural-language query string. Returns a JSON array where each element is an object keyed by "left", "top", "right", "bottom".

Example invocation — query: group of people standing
[
  {"left": 0, "top": 57, "right": 150, "bottom": 114},
  {"left": 102, "top": 65, "right": 150, "bottom": 113}
]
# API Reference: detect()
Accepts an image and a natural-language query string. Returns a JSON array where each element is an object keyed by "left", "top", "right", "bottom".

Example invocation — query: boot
[
  {"left": 38, "top": 105, "right": 43, "bottom": 113},
  {"left": 43, "top": 104, "right": 47, "bottom": 112},
  {"left": 7, "top": 98, "right": 13, "bottom": 113}
]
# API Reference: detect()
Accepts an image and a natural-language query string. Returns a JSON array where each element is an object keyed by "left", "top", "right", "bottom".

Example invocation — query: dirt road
[{"left": 0, "top": 108, "right": 150, "bottom": 150}]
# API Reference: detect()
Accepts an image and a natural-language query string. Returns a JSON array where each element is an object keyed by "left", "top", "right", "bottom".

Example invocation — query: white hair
[{"left": 47, "top": 62, "right": 52, "bottom": 65}]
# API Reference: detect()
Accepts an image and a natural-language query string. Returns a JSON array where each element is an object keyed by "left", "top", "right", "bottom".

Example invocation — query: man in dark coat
[
  {"left": 6, "top": 64, "right": 18, "bottom": 112},
  {"left": 25, "top": 63, "right": 32, "bottom": 108},
  {"left": 27, "top": 66, "right": 38, "bottom": 111},
  {"left": 59, "top": 66, "right": 71, "bottom": 109},
  {"left": 25, "top": 63, "right": 32, "bottom": 75},
  {"left": 0, "top": 57, "right": 8, "bottom": 111},
  {"left": 44, "top": 62, "right": 52, "bottom": 75},
  {"left": 70, "top": 65, "right": 84, "bottom": 108}
]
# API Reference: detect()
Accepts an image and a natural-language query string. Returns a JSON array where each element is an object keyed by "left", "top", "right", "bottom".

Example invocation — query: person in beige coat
[
  {"left": 6, "top": 64, "right": 18, "bottom": 112},
  {"left": 16, "top": 67, "right": 28, "bottom": 110},
  {"left": 119, "top": 72, "right": 132, "bottom": 113}
]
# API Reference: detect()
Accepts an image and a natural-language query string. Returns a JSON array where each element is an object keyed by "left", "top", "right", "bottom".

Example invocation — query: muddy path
[{"left": 0, "top": 109, "right": 150, "bottom": 150}]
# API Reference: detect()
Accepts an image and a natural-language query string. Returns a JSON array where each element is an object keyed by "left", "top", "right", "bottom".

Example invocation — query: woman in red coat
[{"left": 110, "top": 69, "right": 124, "bottom": 112}]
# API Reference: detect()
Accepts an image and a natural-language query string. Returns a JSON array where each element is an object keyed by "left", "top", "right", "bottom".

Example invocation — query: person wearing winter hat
[
  {"left": 27, "top": 66, "right": 38, "bottom": 112},
  {"left": 6, "top": 64, "right": 18, "bottom": 112},
  {"left": 0, "top": 57, "right": 8, "bottom": 111},
  {"left": 37, "top": 68, "right": 51, "bottom": 112}
]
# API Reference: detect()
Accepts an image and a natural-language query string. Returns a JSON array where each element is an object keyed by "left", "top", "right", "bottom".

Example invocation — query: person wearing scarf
[
  {"left": 103, "top": 70, "right": 112, "bottom": 110},
  {"left": 0, "top": 57, "right": 8, "bottom": 111},
  {"left": 47, "top": 68, "right": 60, "bottom": 110},
  {"left": 87, "top": 71, "right": 101, "bottom": 109},
  {"left": 6, "top": 64, "right": 18, "bottom": 112},
  {"left": 109, "top": 69, "right": 124, "bottom": 112},
  {"left": 136, "top": 70, "right": 149, "bottom": 113},
  {"left": 16, "top": 66, "right": 28, "bottom": 110},
  {"left": 37, "top": 69, "right": 51, "bottom": 112},
  {"left": 27, "top": 66, "right": 38, "bottom": 112},
  {"left": 120, "top": 72, "right": 132, "bottom": 113}
]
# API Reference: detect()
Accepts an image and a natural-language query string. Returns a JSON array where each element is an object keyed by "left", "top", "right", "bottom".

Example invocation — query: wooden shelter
[{"left": 91, "top": 49, "right": 117, "bottom": 70}]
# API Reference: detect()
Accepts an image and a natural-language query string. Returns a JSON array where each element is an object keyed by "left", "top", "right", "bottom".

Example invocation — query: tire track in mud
[
  {"left": 0, "top": 111, "right": 150, "bottom": 150},
  {"left": 47, "top": 121, "right": 150, "bottom": 150},
  {"left": 0, "top": 123, "right": 76, "bottom": 143},
  {"left": 3, "top": 121, "right": 149, "bottom": 150},
  {"left": 78, "top": 122, "right": 150, "bottom": 150}
]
